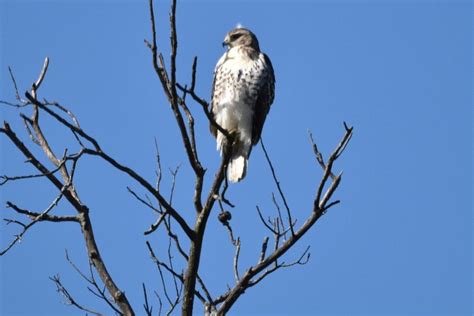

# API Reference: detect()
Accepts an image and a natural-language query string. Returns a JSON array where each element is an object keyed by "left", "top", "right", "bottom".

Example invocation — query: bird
[{"left": 210, "top": 27, "right": 275, "bottom": 183}]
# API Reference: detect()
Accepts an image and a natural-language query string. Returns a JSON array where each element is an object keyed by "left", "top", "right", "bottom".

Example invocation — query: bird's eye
[{"left": 230, "top": 33, "right": 241, "bottom": 41}]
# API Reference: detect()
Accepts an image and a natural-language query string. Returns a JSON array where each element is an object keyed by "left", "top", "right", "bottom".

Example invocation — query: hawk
[{"left": 210, "top": 27, "right": 275, "bottom": 182}]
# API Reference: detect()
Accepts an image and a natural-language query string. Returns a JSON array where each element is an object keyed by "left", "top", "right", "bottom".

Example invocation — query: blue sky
[{"left": 1, "top": 0, "right": 472, "bottom": 315}]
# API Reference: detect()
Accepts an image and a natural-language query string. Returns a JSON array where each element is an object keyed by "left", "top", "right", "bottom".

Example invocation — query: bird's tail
[
  {"left": 228, "top": 154, "right": 247, "bottom": 183},
  {"left": 217, "top": 131, "right": 251, "bottom": 183}
]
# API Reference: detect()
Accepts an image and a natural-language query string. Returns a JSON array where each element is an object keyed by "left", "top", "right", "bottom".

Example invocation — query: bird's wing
[
  {"left": 210, "top": 52, "right": 228, "bottom": 138},
  {"left": 251, "top": 53, "right": 275, "bottom": 145}
]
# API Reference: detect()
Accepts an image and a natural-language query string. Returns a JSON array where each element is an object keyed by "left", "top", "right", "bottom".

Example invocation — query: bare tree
[{"left": 1, "top": 0, "right": 353, "bottom": 315}]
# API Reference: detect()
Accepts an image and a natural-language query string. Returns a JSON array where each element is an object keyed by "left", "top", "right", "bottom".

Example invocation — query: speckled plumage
[{"left": 210, "top": 28, "right": 275, "bottom": 182}]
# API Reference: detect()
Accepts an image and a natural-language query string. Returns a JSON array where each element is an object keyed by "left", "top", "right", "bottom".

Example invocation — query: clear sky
[{"left": 1, "top": 0, "right": 472, "bottom": 315}]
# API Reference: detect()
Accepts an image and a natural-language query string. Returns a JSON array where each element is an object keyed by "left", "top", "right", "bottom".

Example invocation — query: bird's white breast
[{"left": 213, "top": 47, "right": 266, "bottom": 149}]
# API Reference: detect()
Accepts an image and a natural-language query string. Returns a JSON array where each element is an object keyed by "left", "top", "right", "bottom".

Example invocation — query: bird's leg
[{"left": 222, "top": 129, "right": 238, "bottom": 156}]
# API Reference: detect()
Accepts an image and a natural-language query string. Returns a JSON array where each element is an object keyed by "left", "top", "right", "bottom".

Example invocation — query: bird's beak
[{"left": 222, "top": 35, "right": 230, "bottom": 48}]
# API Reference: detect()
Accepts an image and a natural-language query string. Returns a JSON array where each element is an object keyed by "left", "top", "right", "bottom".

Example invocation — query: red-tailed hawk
[{"left": 210, "top": 27, "right": 275, "bottom": 182}]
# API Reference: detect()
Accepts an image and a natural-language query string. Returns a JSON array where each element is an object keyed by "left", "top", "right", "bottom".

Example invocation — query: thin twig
[
  {"left": 64, "top": 250, "right": 122, "bottom": 315},
  {"left": 6, "top": 202, "right": 78, "bottom": 223},
  {"left": 256, "top": 206, "right": 278, "bottom": 235},
  {"left": 50, "top": 275, "right": 104, "bottom": 316},
  {"left": 260, "top": 138, "right": 295, "bottom": 236},
  {"left": 143, "top": 283, "right": 153, "bottom": 316},
  {"left": 44, "top": 100, "right": 81, "bottom": 128},
  {"left": 146, "top": 241, "right": 207, "bottom": 306},
  {"left": 259, "top": 237, "right": 270, "bottom": 263},
  {"left": 6, "top": 66, "right": 27, "bottom": 104},
  {"left": 21, "top": 115, "right": 41, "bottom": 145},
  {"left": 1, "top": 182, "right": 71, "bottom": 255},
  {"left": 233, "top": 238, "right": 241, "bottom": 283},
  {"left": 31, "top": 57, "right": 49, "bottom": 99},
  {"left": 1, "top": 152, "right": 70, "bottom": 186},
  {"left": 169, "top": 164, "right": 181, "bottom": 206}
]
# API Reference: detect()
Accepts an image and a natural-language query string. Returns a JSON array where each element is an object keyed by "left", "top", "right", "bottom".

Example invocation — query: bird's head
[{"left": 222, "top": 28, "right": 260, "bottom": 51}]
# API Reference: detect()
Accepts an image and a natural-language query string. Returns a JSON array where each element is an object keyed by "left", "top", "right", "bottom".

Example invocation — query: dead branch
[
  {"left": 143, "top": 283, "right": 154, "bottom": 316},
  {"left": 1, "top": 177, "right": 72, "bottom": 255},
  {"left": 260, "top": 138, "right": 295, "bottom": 236},
  {"left": 1, "top": 159, "right": 66, "bottom": 186},
  {"left": 2, "top": 62, "right": 135, "bottom": 315},
  {"left": 20, "top": 92, "right": 194, "bottom": 240},
  {"left": 50, "top": 274, "right": 104, "bottom": 316},
  {"left": 146, "top": 0, "right": 204, "bottom": 182},
  {"left": 6, "top": 201, "right": 78, "bottom": 223},
  {"left": 214, "top": 124, "right": 353, "bottom": 315},
  {"left": 259, "top": 237, "right": 270, "bottom": 263},
  {"left": 7, "top": 66, "right": 26, "bottom": 104},
  {"left": 64, "top": 250, "right": 123, "bottom": 315},
  {"left": 31, "top": 57, "right": 49, "bottom": 99},
  {"left": 233, "top": 238, "right": 241, "bottom": 283}
]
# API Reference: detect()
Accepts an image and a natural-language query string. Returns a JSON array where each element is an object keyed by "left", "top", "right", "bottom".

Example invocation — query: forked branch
[
  {"left": 214, "top": 124, "right": 353, "bottom": 315},
  {"left": 1, "top": 60, "right": 135, "bottom": 315}
]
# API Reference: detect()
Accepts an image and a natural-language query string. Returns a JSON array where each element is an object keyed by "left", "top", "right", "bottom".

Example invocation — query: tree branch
[
  {"left": 64, "top": 250, "right": 123, "bottom": 315},
  {"left": 215, "top": 124, "right": 353, "bottom": 315},
  {"left": 1, "top": 188, "right": 68, "bottom": 255},
  {"left": 260, "top": 138, "right": 295, "bottom": 236},
  {"left": 6, "top": 201, "right": 79, "bottom": 223},
  {"left": 50, "top": 274, "right": 104, "bottom": 316},
  {"left": 21, "top": 92, "right": 194, "bottom": 240},
  {"left": 146, "top": 0, "right": 204, "bottom": 182}
]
